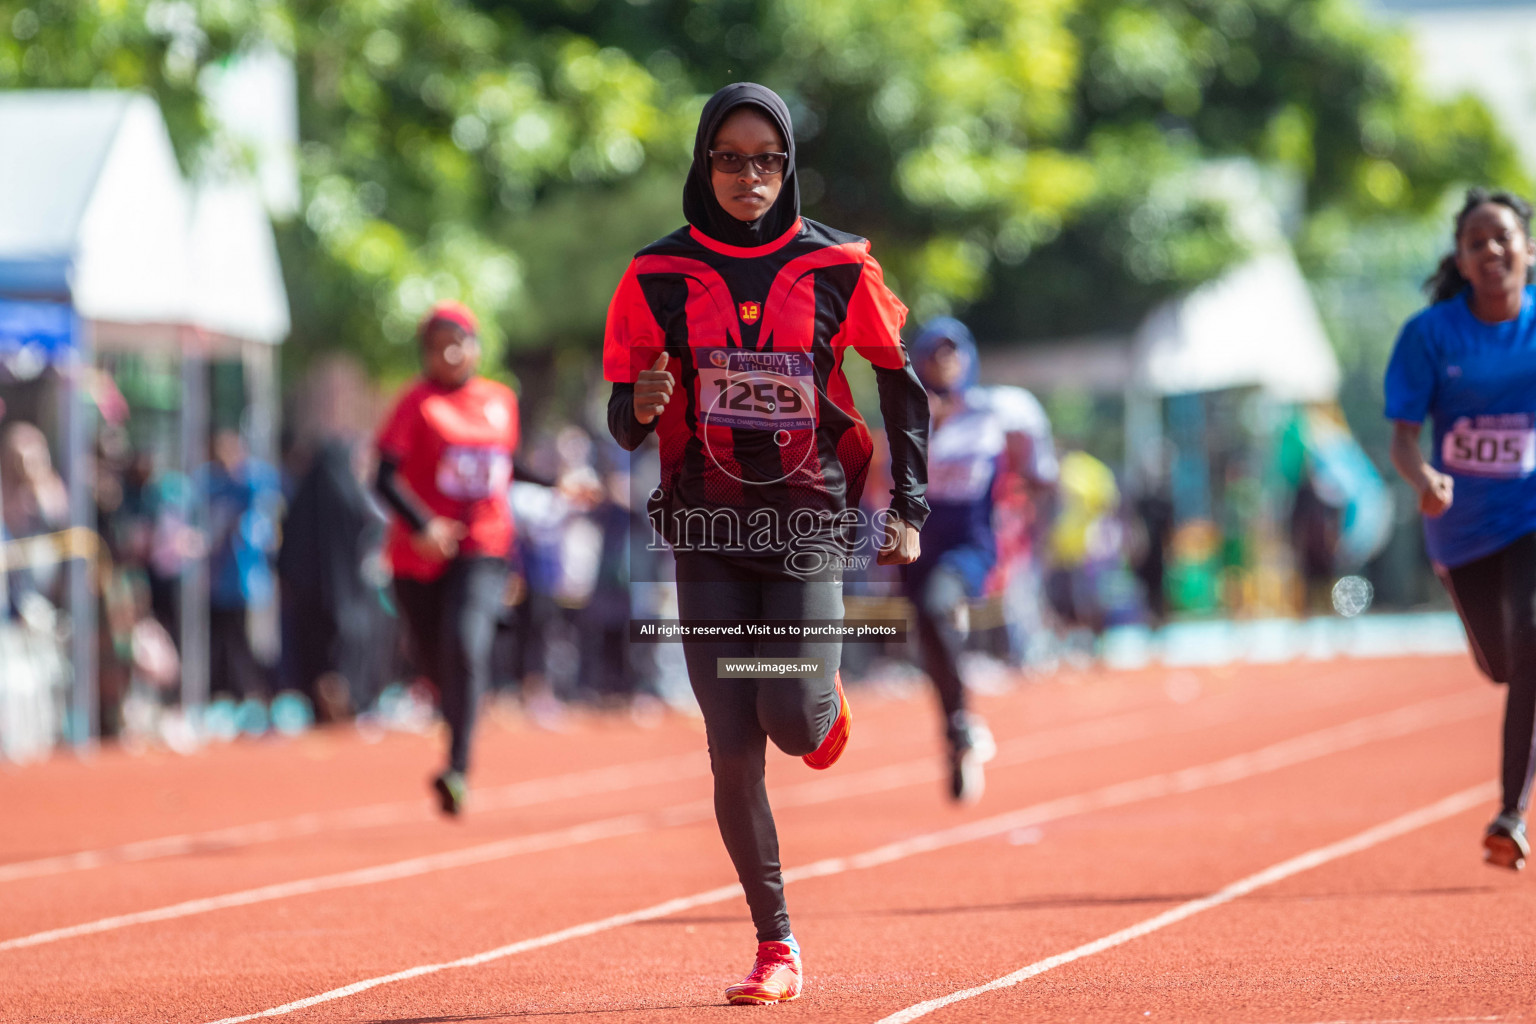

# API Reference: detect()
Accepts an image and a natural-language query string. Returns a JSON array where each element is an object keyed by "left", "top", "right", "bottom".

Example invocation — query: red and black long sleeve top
[{"left": 604, "top": 216, "right": 929, "bottom": 576}]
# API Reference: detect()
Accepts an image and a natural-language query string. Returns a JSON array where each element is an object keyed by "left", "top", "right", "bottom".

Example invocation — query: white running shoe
[{"left": 947, "top": 714, "right": 995, "bottom": 805}]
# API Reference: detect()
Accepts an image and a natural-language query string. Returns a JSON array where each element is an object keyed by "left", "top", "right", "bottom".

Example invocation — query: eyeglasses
[{"left": 707, "top": 150, "right": 788, "bottom": 176}]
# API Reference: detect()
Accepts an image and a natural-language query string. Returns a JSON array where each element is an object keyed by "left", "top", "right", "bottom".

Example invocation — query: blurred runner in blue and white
[{"left": 905, "top": 317, "right": 1058, "bottom": 803}]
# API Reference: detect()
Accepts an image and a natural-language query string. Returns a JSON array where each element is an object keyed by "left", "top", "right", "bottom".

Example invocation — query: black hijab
[{"left": 682, "top": 82, "right": 801, "bottom": 248}]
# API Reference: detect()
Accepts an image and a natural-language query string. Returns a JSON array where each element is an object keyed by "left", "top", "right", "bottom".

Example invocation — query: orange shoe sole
[
  {"left": 726, "top": 987, "right": 803, "bottom": 1005},
  {"left": 1484, "top": 832, "right": 1527, "bottom": 871},
  {"left": 802, "top": 672, "right": 850, "bottom": 770}
]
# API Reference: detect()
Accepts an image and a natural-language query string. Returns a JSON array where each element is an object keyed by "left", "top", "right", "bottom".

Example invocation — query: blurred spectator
[
  {"left": 91, "top": 439, "right": 184, "bottom": 744},
  {"left": 144, "top": 461, "right": 199, "bottom": 646},
  {"left": 1217, "top": 457, "right": 1262, "bottom": 614},
  {"left": 580, "top": 464, "right": 650, "bottom": 706},
  {"left": 203, "top": 428, "right": 281, "bottom": 700},
  {"left": 502, "top": 432, "right": 574, "bottom": 724},
  {"left": 1289, "top": 470, "right": 1340, "bottom": 615},
  {"left": 985, "top": 426, "right": 1057, "bottom": 672},
  {"left": 499, "top": 425, "right": 659, "bottom": 714},
  {"left": 93, "top": 431, "right": 135, "bottom": 737},
  {"left": 1, "top": 420, "right": 69, "bottom": 619},
  {"left": 1045, "top": 450, "right": 1130, "bottom": 646},
  {"left": 109, "top": 450, "right": 158, "bottom": 572},
  {"left": 278, "top": 438, "right": 389, "bottom": 720},
  {"left": 1129, "top": 451, "right": 1175, "bottom": 629}
]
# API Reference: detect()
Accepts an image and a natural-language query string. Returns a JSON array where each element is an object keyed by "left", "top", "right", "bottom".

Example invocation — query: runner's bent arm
[
  {"left": 606, "top": 382, "right": 661, "bottom": 451},
  {"left": 843, "top": 253, "right": 930, "bottom": 533},
  {"left": 873, "top": 361, "right": 931, "bottom": 530},
  {"left": 374, "top": 457, "right": 431, "bottom": 533},
  {"left": 1383, "top": 320, "right": 1451, "bottom": 518},
  {"left": 1389, "top": 419, "right": 1454, "bottom": 517}
]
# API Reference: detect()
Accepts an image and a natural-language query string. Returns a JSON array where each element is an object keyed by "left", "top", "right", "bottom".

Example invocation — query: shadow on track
[
  {"left": 642, "top": 885, "right": 1505, "bottom": 923},
  {"left": 362, "top": 1006, "right": 714, "bottom": 1022}
]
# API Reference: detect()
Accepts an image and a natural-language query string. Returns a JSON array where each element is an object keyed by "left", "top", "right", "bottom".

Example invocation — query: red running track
[{"left": 2, "top": 655, "right": 1533, "bottom": 1023}]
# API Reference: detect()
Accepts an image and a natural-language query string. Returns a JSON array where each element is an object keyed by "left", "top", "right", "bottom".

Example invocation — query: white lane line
[
  {"left": 3, "top": 690, "right": 1486, "bottom": 953},
  {"left": 772, "top": 663, "right": 1396, "bottom": 809},
  {"left": 0, "top": 751, "right": 705, "bottom": 885},
  {"left": 3, "top": 690, "right": 1485, "bottom": 954},
  {"left": 0, "top": 813, "right": 679, "bottom": 952},
  {"left": 193, "top": 693, "right": 1491, "bottom": 1024},
  {"left": 1246, "top": 1018, "right": 1502, "bottom": 1024},
  {"left": 200, "top": 878, "right": 744, "bottom": 1024},
  {"left": 776, "top": 689, "right": 1485, "bottom": 815},
  {"left": 873, "top": 781, "right": 1498, "bottom": 1024},
  {"left": 0, "top": 659, "right": 1369, "bottom": 884}
]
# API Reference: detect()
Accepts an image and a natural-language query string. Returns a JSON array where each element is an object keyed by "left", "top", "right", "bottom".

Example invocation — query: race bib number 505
[
  {"left": 1442, "top": 414, "right": 1536, "bottom": 478},
  {"left": 698, "top": 349, "right": 817, "bottom": 431}
]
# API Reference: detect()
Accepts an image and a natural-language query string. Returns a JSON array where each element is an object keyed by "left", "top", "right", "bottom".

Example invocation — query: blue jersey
[{"left": 1383, "top": 285, "right": 1536, "bottom": 568}]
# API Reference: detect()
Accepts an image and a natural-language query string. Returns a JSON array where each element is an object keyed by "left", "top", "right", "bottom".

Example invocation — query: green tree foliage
[
  {"left": 279, "top": 0, "right": 705, "bottom": 379},
  {"left": 2, "top": 0, "right": 1526, "bottom": 377},
  {"left": 0, "top": 0, "right": 283, "bottom": 168},
  {"left": 2, "top": 0, "right": 694, "bottom": 382},
  {"left": 545, "top": 0, "right": 1525, "bottom": 338}
]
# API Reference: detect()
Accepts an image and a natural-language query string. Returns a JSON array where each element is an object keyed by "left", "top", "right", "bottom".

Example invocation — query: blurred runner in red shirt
[{"left": 375, "top": 301, "right": 528, "bottom": 815}]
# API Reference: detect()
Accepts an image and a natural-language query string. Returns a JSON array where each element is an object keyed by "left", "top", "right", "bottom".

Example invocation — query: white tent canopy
[
  {"left": 1131, "top": 251, "right": 1340, "bottom": 402},
  {"left": 188, "top": 179, "right": 291, "bottom": 346},
  {"left": 0, "top": 90, "right": 289, "bottom": 349},
  {"left": 981, "top": 248, "right": 1341, "bottom": 403},
  {"left": 0, "top": 91, "right": 193, "bottom": 333}
]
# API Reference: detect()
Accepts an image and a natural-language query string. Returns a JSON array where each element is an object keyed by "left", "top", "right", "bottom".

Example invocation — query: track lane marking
[
  {"left": 0, "top": 662, "right": 1379, "bottom": 882},
  {"left": 187, "top": 692, "right": 1491, "bottom": 1024},
  {"left": 785, "top": 666, "right": 1379, "bottom": 807},
  {"left": 1246, "top": 1018, "right": 1502, "bottom": 1024},
  {"left": 3, "top": 688, "right": 1480, "bottom": 954},
  {"left": 0, "top": 751, "right": 705, "bottom": 885},
  {"left": 873, "top": 781, "right": 1498, "bottom": 1024},
  {"left": 3, "top": 656, "right": 1389, "bottom": 886}
]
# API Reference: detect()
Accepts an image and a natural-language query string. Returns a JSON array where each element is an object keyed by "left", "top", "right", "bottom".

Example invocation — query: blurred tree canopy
[{"left": 2, "top": 0, "right": 1527, "bottom": 382}]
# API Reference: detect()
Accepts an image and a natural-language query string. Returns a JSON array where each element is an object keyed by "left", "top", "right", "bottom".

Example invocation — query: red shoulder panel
[{"left": 603, "top": 262, "right": 666, "bottom": 382}]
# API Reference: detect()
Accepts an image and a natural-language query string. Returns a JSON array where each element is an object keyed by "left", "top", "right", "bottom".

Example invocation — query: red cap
[{"left": 418, "top": 299, "right": 479, "bottom": 339}]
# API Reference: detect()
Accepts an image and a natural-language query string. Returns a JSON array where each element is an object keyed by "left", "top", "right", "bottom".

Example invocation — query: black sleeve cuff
[
  {"left": 873, "top": 362, "right": 931, "bottom": 531},
  {"left": 607, "top": 382, "right": 658, "bottom": 451},
  {"left": 375, "top": 456, "right": 431, "bottom": 532}
]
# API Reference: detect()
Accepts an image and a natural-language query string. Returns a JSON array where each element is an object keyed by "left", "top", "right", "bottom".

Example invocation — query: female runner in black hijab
[{"left": 604, "top": 82, "right": 930, "bottom": 1003}]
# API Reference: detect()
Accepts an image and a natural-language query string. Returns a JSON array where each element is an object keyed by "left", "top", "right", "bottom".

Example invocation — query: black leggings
[
  {"left": 394, "top": 556, "right": 509, "bottom": 775},
  {"left": 908, "top": 565, "right": 970, "bottom": 745},
  {"left": 675, "top": 552, "right": 843, "bottom": 943},
  {"left": 1441, "top": 531, "right": 1536, "bottom": 816}
]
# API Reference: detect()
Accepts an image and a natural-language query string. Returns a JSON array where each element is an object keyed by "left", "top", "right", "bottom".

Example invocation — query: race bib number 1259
[
  {"left": 698, "top": 349, "right": 817, "bottom": 432},
  {"left": 1442, "top": 414, "right": 1536, "bottom": 478}
]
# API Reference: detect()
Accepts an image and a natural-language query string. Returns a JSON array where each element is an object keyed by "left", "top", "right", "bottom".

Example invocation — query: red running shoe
[
  {"left": 1484, "top": 812, "right": 1529, "bottom": 871},
  {"left": 801, "top": 672, "right": 851, "bottom": 770},
  {"left": 725, "top": 940, "right": 803, "bottom": 1005}
]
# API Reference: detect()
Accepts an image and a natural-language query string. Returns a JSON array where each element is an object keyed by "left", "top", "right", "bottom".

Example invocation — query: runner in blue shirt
[{"left": 1384, "top": 187, "right": 1536, "bottom": 871}]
